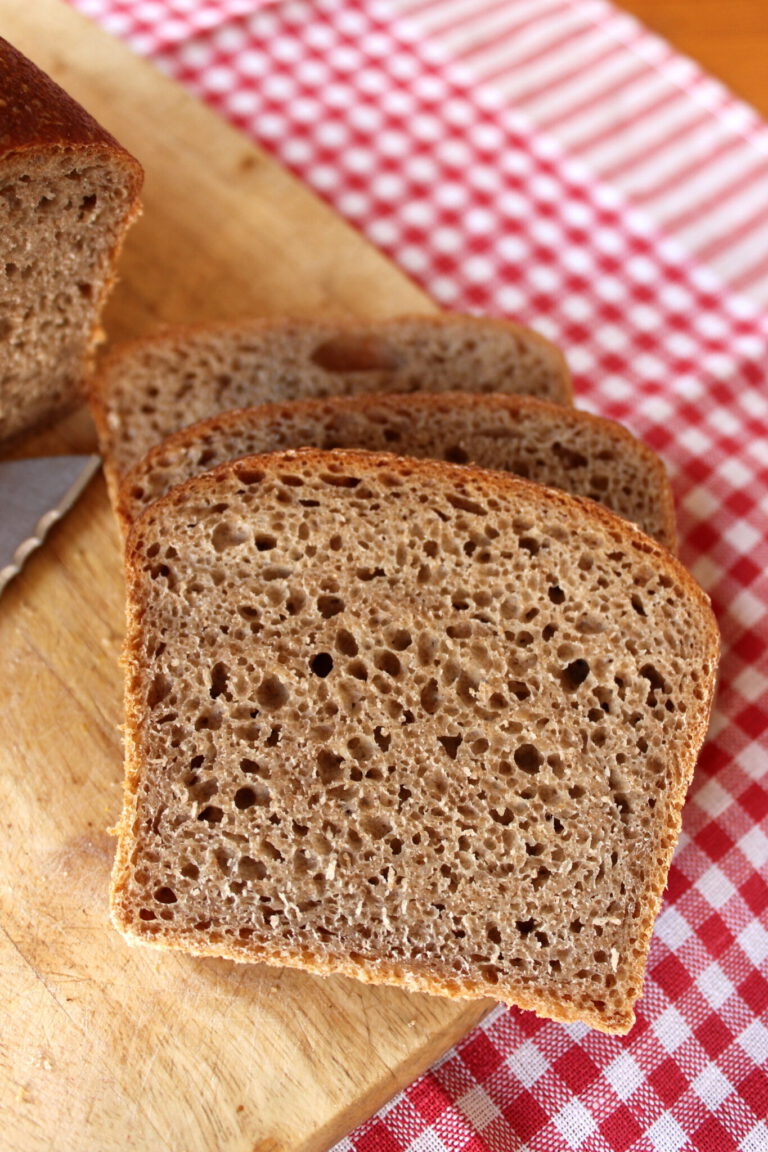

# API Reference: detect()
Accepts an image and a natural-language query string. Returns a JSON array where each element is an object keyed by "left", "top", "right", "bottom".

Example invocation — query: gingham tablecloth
[{"left": 67, "top": 3, "right": 768, "bottom": 1150}]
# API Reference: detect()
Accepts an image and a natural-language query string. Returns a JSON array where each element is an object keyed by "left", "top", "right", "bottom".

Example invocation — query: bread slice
[
  {"left": 117, "top": 392, "right": 676, "bottom": 548},
  {"left": 0, "top": 37, "right": 142, "bottom": 446},
  {"left": 112, "top": 449, "right": 718, "bottom": 1034},
  {"left": 90, "top": 314, "right": 572, "bottom": 500}
]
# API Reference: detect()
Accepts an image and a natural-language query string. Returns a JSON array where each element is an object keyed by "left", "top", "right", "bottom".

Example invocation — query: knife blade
[{"left": 0, "top": 454, "right": 101, "bottom": 596}]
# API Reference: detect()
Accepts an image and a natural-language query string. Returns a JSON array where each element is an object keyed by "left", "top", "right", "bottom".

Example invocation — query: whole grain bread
[
  {"left": 112, "top": 449, "right": 718, "bottom": 1034},
  {"left": 117, "top": 391, "right": 676, "bottom": 548},
  {"left": 0, "top": 37, "right": 142, "bottom": 446},
  {"left": 90, "top": 314, "right": 572, "bottom": 502}
]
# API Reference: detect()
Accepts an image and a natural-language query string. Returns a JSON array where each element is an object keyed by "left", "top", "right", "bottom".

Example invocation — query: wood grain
[
  {"left": 618, "top": 0, "right": 768, "bottom": 117},
  {"left": 0, "top": 4, "right": 491, "bottom": 1151}
]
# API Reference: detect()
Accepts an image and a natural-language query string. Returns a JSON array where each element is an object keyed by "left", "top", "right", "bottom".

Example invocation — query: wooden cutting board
[{"left": 0, "top": 4, "right": 493, "bottom": 1151}]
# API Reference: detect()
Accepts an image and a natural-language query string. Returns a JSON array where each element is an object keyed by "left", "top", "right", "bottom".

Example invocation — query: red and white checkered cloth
[{"left": 67, "top": 2, "right": 768, "bottom": 1149}]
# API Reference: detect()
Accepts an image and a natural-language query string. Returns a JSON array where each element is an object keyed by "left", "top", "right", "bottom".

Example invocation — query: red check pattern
[{"left": 66, "top": 2, "right": 768, "bottom": 1149}]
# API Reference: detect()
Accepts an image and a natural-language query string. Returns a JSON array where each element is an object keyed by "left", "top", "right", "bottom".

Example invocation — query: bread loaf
[
  {"left": 112, "top": 449, "right": 718, "bottom": 1034},
  {"left": 117, "top": 391, "right": 676, "bottom": 547},
  {"left": 0, "top": 37, "right": 142, "bottom": 446},
  {"left": 90, "top": 314, "right": 571, "bottom": 501}
]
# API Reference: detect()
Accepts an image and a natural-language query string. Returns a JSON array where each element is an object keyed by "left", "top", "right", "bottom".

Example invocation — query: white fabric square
[
  {"left": 698, "top": 961, "right": 734, "bottom": 1011},
  {"left": 655, "top": 905, "right": 694, "bottom": 951},
  {"left": 509, "top": 1038, "right": 550, "bottom": 1089},
  {"left": 456, "top": 1084, "right": 500, "bottom": 1130},
  {"left": 737, "top": 1019, "right": 768, "bottom": 1065},
  {"left": 603, "top": 1050, "right": 645, "bottom": 1101},
  {"left": 738, "top": 826, "right": 768, "bottom": 870},
  {"left": 647, "top": 1114, "right": 689, "bottom": 1152},
  {"left": 692, "top": 1063, "right": 733, "bottom": 1110},
  {"left": 741, "top": 1123, "right": 768, "bottom": 1152},
  {"left": 653, "top": 1005, "right": 690, "bottom": 1053},
  {"left": 693, "top": 778, "right": 734, "bottom": 821},
  {"left": 738, "top": 921, "right": 768, "bottom": 967},
  {"left": 697, "top": 864, "right": 737, "bottom": 910},
  {"left": 552, "top": 1098, "right": 597, "bottom": 1147}
]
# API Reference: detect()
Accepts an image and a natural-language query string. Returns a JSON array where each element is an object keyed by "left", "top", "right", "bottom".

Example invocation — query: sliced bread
[
  {"left": 0, "top": 37, "right": 142, "bottom": 446},
  {"left": 117, "top": 391, "right": 676, "bottom": 548},
  {"left": 112, "top": 449, "right": 718, "bottom": 1034},
  {"left": 90, "top": 314, "right": 572, "bottom": 500}
]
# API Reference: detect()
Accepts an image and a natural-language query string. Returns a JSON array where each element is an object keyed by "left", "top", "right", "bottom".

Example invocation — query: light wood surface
[
  {"left": 618, "top": 0, "right": 768, "bottom": 118},
  {"left": 0, "top": 4, "right": 492, "bottom": 1152}
]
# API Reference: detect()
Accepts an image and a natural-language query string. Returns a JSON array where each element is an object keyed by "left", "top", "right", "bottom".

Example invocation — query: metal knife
[{"left": 0, "top": 454, "right": 101, "bottom": 596}]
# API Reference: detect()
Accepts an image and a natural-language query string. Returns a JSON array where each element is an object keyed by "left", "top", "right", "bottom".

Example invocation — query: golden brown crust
[
  {"left": 113, "top": 448, "right": 718, "bottom": 1034},
  {"left": 0, "top": 37, "right": 142, "bottom": 177}
]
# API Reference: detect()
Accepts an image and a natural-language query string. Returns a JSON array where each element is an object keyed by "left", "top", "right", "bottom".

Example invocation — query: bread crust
[
  {"left": 0, "top": 37, "right": 142, "bottom": 176},
  {"left": 113, "top": 449, "right": 719, "bottom": 1035}
]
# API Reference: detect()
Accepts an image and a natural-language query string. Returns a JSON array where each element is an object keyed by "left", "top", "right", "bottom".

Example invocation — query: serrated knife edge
[{"left": 0, "top": 454, "right": 101, "bottom": 595}]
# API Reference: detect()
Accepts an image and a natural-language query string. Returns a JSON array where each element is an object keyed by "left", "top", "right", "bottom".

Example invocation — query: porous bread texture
[
  {"left": 90, "top": 313, "right": 572, "bottom": 500},
  {"left": 113, "top": 449, "right": 718, "bottom": 1034},
  {"left": 118, "top": 391, "right": 676, "bottom": 548},
  {"left": 0, "top": 37, "right": 143, "bottom": 445}
]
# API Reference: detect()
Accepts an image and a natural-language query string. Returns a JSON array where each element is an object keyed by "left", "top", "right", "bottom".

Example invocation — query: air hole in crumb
[
  {"left": 256, "top": 675, "right": 289, "bottom": 710},
  {"left": 310, "top": 333, "right": 402, "bottom": 372},
  {"left": 389, "top": 629, "right": 412, "bottom": 651},
  {"left": 519, "top": 536, "right": 540, "bottom": 555},
  {"left": 445, "top": 444, "right": 469, "bottom": 464},
  {"left": 548, "top": 585, "right": 565, "bottom": 604},
  {"left": 209, "top": 662, "right": 230, "bottom": 699},
  {"left": 336, "top": 629, "right": 358, "bottom": 657},
  {"left": 562, "top": 659, "right": 590, "bottom": 690},
  {"left": 147, "top": 673, "right": 172, "bottom": 708},
  {"left": 373, "top": 727, "right": 391, "bottom": 751},
  {"left": 310, "top": 653, "right": 334, "bottom": 678},
  {"left": 234, "top": 787, "right": 257, "bottom": 810},
  {"left": 317, "top": 749, "right": 344, "bottom": 783},
  {"left": 640, "top": 663, "right": 667, "bottom": 697},
  {"left": 198, "top": 806, "right": 224, "bottom": 824},
  {"left": 255, "top": 533, "right": 276, "bottom": 551},
  {"left": 357, "top": 565, "right": 385, "bottom": 581},
  {"left": 438, "top": 734, "right": 462, "bottom": 760},
  {"left": 139, "top": 909, "right": 156, "bottom": 921},
  {"left": 362, "top": 815, "right": 391, "bottom": 840},
  {"left": 211, "top": 521, "right": 248, "bottom": 552},
  {"left": 154, "top": 887, "right": 177, "bottom": 904},
  {"left": 553, "top": 442, "right": 588, "bottom": 469},
  {"left": 514, "top": 744, "right": 542, "bottom": 774},
  {"left": 420, "top": 678, "right": 440, "bottom": 714},
  {"left": 318, "top": 595, "right": 345, "bottom": 618},
  {"left": 320, "top": 472, "right": 361, "bottom": 488},
  {"left": 233, "top": 466, "right": 264, "bottom": 485},
  {"left": 447, "top": 492, "right": 487, "bottom": 516},
  {"left": 516, "top": 918, "right": 536, "bottom": 936},
  {"left": 374, "top": 651, "right": 401, "bottom": 677},
  {"left": 180, "top": 863, "right": 199, "bottom": 880},
  {"left": 195, "top": 710, "right": 222, "bottom": 731}
]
